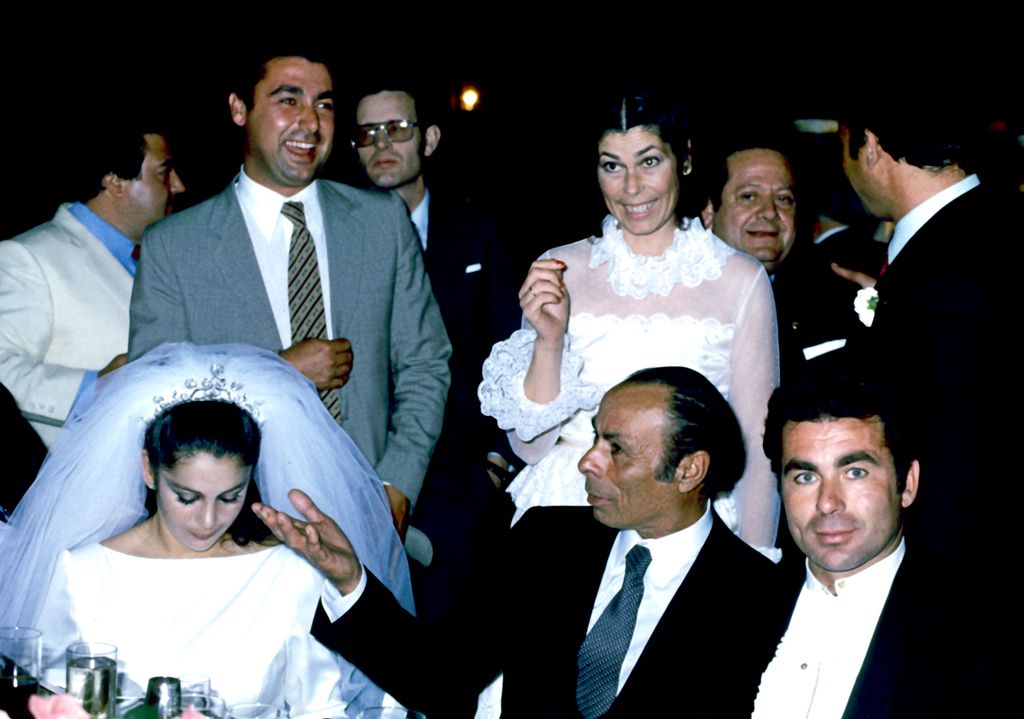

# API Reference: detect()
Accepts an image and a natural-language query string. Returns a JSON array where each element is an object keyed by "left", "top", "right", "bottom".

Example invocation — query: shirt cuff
[
  {"left": 70, "top": 371, "right": 99, "bottom": 416},
  {"left": 320, "top": 568, "right": 368, "bottom": 622}
]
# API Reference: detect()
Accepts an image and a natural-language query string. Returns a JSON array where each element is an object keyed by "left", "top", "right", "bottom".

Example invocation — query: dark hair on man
[
  {"left": 229, "top": 47, "right": 334, "bottom": 112},
  {"left": 620, "top": 366, "right": 746, "bottom": 497},
  {"left": 589, "top": 88, "right": 706, "bottom": 219},
  {"left": 703, "top": 124, "right": 799, "bottom": 213},
  {"left": 838, "top": 80, "right": 980, "bottom": 174},
  {"left": 72, "top": 122, "right": 163, "bottom": 202},
  {"left": 144, "top": 400, "right": 268, "bottom": 545},
  {"left": 763, "top": 370, "right": 914, "bottom": 491},
  {"left": 350, "top": 73, "right": 444, "bottom": 134}
]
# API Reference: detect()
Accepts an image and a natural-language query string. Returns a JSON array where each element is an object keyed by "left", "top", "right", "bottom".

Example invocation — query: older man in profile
[{"left": 256, "top": 366, "right": 787, "bottom": 718}]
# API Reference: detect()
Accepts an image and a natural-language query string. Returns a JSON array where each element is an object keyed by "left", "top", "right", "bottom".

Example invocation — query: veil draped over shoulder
[{"left": 0, "top": 342, "right": 414, "bottom": 630}]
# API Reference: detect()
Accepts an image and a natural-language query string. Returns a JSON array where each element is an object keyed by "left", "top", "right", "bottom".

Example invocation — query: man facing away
[
  {"left": 255, "top": 366, "right": 788, "bottom": 718},
  {"left": 835, "top": 83, "right": 1017, "bottom": 578},
  {"left": 129, "top": 50, "right": 450, "bottom": 536},
  {"left": 0, "top": 125, "right": 184, "bottom": 445}
]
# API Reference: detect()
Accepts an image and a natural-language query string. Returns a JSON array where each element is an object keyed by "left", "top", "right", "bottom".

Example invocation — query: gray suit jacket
[{"left": 128, "top": 180, "right": 450, "bottom": 503}]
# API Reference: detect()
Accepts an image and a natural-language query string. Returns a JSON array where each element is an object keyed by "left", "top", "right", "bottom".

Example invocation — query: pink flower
[
  {"left": 178, "top": 705, "right": 205, "bottom": 719},
  {"left": 27, "top": 695, "right": 90, "bottom": 719}
]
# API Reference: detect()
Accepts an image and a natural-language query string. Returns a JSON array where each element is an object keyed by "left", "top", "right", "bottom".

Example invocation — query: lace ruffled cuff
[{"left": 479, "top": 329, "right": 603, "bottom": 441}]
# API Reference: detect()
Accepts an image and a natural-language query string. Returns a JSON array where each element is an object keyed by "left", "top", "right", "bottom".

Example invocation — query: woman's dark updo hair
[
  {"left": 590, "top": 88, "right": 706, "bottom": 220},
  {"left": 143, "top": 400, "right": 270, "bottom": 546}
]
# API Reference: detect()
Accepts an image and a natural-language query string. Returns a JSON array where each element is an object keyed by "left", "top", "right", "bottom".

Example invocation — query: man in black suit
[
  {"left": 351, "top": 79, "right": 521, "bottom": 619},
  {"left": 756, "top": 371, "right": 1009, "bottom": 718},
  {"left": 701, "top": 132, "right": 882, "bottom": 383},
  {"left": 255, "top": 366, "right": 786, "bottom": 718},
  {"left": 836, "top": 90, "right": 1016, "bottom": 578}
]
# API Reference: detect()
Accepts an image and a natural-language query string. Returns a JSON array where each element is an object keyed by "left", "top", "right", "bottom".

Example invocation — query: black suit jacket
[
  {"left": 773, "top": 228, "right": 885, "bottom": 384},
  {"left": 776, "top": 553, "right": 1010, "bottom": 718},
  {"left": 845, "top": 187, "right": 1017, "bottom": 576},
  {"left": 410, "top": 195, "right": 523, "bottom": 620},
  {"left": 313, "top": 507, "right": 787, "bottom": 718},
  {"left": 420, "top": 195, "right": 521, "bottom": 463}
]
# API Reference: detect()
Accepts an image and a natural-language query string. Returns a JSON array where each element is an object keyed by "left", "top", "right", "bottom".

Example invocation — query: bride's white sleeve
[
  {"left": 282, "top": 576, "right": 385, "bottom": 716},
  {"left": 726, "top": 268, "right": 781, "bottom": 558},
  {"left": 478, "top": 328, "right": 602, "bottom": 465}
]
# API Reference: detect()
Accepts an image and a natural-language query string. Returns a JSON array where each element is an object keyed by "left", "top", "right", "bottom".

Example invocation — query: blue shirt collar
[{"left": 68, "top": 201, "right": 137, "bottom": 277}]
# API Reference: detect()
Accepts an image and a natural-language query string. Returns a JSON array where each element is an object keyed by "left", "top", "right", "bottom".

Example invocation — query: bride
[{"left": 0, "top": 343, "right": 413, "bottom": 716}]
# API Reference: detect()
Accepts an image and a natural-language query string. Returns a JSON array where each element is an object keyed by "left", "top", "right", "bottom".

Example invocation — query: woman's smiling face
[{"left": 597, "top": 126, "right": 680, "bottom": 251}]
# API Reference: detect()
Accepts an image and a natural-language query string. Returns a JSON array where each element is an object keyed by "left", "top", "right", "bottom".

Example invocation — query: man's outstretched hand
[{"left": 252, "top": 489, "right": 362, "bottom": 594}]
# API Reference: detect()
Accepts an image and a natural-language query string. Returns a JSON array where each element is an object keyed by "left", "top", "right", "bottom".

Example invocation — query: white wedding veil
[{"left": 0, "top": 342, "right": 414, "bottom": 631}]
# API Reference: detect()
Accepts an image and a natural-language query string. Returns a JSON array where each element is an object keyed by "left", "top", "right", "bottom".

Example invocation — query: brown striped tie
[{"left": 283, "top": 201, "right": 343, "bottom": 422}]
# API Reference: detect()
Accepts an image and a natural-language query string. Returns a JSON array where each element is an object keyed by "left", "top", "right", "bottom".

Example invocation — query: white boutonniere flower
[{"left": 854, "top": 287, "right": 879, "bottom": 327}]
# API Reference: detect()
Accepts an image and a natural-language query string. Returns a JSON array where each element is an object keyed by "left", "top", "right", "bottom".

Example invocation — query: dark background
[{"left": 2, "top": 26, "right": 1019, "bottom": 265}]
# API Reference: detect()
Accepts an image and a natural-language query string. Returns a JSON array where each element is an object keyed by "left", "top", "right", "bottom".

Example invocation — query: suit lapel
[
  {"left": 610, "top": 520, "right": 722, "bottom": 716},
  {"left": 207, "top": 184, "right": 281, "bottom": 346},
  {"left": 841, "top": 563, "right": 908, "bottom": 719},
  {"left": 320, "top": 182, "right": 367, "bottom": 339}
]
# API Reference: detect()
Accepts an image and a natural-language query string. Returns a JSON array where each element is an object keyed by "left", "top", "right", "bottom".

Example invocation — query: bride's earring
[{"left": 682, "top": 139, "right": 693, "bottom": 176}]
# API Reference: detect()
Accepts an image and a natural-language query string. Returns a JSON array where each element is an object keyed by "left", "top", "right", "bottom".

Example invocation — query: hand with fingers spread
[
  {"left": 252, "top": 489, "right": 362, "bottom": 594},
  {"left": 519, "top": 259, "right": 569, "bottom": 347}
]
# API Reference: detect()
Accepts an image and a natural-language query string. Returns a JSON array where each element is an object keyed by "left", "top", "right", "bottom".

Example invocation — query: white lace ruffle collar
[{"left": 589, "top": 215, "right": 734, "bottom": 299}]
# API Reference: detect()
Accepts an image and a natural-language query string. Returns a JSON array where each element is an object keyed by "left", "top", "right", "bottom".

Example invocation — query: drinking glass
[
  {"left": 65, "top": 642, "right": 117, "bottom": 719},
  {"left": 177, "top": 694, "right": 225, "bottom": 719},
  {"left": 0, "top": 627, "right": 41, "bottom": 719},
  {"left": 225, "top": 702, "right": 288, "bottom": 719},
  {"left": 178, "top": 674, "right": 212, "bottom": 696}
]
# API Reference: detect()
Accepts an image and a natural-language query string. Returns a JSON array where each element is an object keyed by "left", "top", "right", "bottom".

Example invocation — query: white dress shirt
[
  {"left": 234, "top": 169, "right": 333, "bottom": 348},
  {"left": 752, "top": 540, "right": 905, "bottom": 719},
  {"left": 888, "top": 174, "right": 979, "bottom": 265},
  {"left": 410, "top": 190, "right": 430, "bottom": 251},
  {"left": 587, "top": 505, "right": 712, "bottom": 692}
]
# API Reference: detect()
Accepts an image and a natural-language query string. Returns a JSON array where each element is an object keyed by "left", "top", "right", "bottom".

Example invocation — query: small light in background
[{"left": 460, "top": 85, "right": 480, "bottom": 112}]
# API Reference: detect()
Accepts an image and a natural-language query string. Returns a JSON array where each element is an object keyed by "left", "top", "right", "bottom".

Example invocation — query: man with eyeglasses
[
  {"left": 129, "top": 51, "right": 451, "bottom": 548},
  {"left": 352, "top": 79, "right": 521, "bottom": 623}
]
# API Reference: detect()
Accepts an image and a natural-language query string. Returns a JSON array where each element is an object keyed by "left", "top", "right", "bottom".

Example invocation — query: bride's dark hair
[{"left": 143, "top": 400, "right": 271, "bottom": 546}]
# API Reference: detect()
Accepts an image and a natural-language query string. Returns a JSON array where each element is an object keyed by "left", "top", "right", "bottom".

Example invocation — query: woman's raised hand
[{"left": 519, "top": 259, "right": 569, "bottom": 346}]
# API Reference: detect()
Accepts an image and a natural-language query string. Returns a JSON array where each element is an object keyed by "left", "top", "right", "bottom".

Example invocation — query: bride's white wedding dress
[{"left": 38, "top": 543, "right": 367, "bottom": 713}]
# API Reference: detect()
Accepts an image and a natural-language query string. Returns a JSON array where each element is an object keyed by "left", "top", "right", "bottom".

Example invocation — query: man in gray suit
[{"left": 129, "top": 51, "right": 450, "bottom": 537}]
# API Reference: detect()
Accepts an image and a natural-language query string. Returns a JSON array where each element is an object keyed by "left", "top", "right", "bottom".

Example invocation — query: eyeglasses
[{"left": 351, "top": 119, "right": 419, "bottom": 148}]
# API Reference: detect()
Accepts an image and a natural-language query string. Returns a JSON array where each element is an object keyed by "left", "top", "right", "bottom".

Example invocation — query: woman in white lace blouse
[{"left": 478, "top": 91, "right": 781, "bottom": 558}]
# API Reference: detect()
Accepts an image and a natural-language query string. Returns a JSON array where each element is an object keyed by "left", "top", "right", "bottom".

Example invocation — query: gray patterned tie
[
  {"left": 576, "top": 544, "right": 652, "bottom": 719},
  {"left": 283, "top": 201, "right": 343, "bottom": 422}
]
